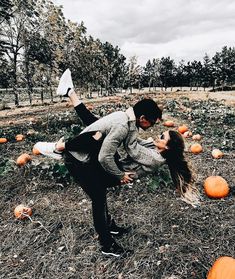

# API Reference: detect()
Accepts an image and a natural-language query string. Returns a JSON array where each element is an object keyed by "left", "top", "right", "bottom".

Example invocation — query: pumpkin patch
[{"left": 0, "top": 93, "right": 234, "bottom": 278}]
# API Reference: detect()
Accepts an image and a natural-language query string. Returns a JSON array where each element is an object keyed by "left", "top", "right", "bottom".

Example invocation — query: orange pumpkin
[
  {"left": 192, "top": 134, "right": 202, "bottom": 141},
  {"left": 204, "top": 176, "right": 230, "bottom": 198},
  {"left": 178, "top": 125, "right": 188, "bottom": 134},
  {"left": 0, "top": 137, "right": 8, "bottom": 143},
  {"left": 212, "top": 149, "right": 224, "bottom": 159},
  {"left": 32, "top": 147, "right": 41, "bottom": 155},
  {"left": 14, "top": 204, "right": 32, "bottom": 219},
  {"left": 163, "top": 120, "right": 174, "bottom": 127},
  {"left": 190, "top": 143, "right": 203, "bottom": 154},
  {"left": 15, "top": 134, "right": 25, "bottom": 141},
  {"left": 207, "top": 256, "right": 235, "bottom": 279},
  {"left": 16, "top": 153, "right": 32, "bottom": 166}
]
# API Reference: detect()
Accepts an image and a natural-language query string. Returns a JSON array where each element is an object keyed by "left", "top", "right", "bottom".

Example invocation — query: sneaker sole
[
  {"left": 101, "top": 251, "right": 121, "bottom": 257},
  {"left": 57, "top": 69, "right": 74, "bottom": 96},
  {"left": 110, "top": 231, "right": 119, "bottom": 235},
  {"left": 34, "top": 142, "right": 62, "bottom": 160}
]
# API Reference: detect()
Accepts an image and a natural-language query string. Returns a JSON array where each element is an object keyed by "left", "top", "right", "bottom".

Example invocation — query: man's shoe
[
  {"left": 101, "top": 241, "right": 125, "bottom": 257},
  {"left": 56, "top": 69, "right": 74, "bottom": 96},
  {"left": 109, "top": 219, "right": 131, "bottom": 237},
  {"left": 33, "top": 142, "right": 63, "bottom": 160}
]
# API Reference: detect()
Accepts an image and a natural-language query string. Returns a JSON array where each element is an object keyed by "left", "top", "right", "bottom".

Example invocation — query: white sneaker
[
  {"left": 33, "top": 142, "right": 63, "bottom": 160},
  {"left": 56, "top": 69, "right": 74, "bottom": 96}
]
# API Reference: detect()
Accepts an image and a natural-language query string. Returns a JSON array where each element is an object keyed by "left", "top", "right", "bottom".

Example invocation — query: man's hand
[{"left": 120, "top": 172, "right": 136, "bottom": 184}]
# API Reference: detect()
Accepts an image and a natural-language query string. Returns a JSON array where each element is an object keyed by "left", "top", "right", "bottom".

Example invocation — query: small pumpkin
[
  {"left": 204, "top": 176, "right": 229, "bottom": 198},
  {"left": 183, "top": 131, "right": 192, "bottom": 138},
  {"left": 14, "top": 204, "right": 32, "bottom": 219},
  {"left": 207, "top": 256, "right": 235, "bottom": 279},
  {"left": 178, "top": 125, "right": 188, "bottom": 134},
  {"left": 16, "top": 153, "right": 32, "bottom": 166},
  {"left": 15, "top": 134, "right": 25, "bottom": 141},
  {"left": 163, "top": 120, "right": 174, "bottom": 127},
  {"left": 32, "top": 147, "right": 41, "bottom": 155},
  {"left": 190, "top": 143, "right": 203, "bottom": 154},
  {"left": 0, "top": 137, "right": 8, "bottom": 144},
  {"left": 192, "top": 134, "right": 202, "bottom": 141},
  {"left": 212, "top": 149, "right": 224, "bottom": 159}
]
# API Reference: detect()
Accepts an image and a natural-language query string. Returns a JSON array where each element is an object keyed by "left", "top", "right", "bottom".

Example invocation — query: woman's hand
[
  {"left": 120, "top": 172, "right": 136, "bottom": 184},
  {"left": 55, "top": 137, "right": 65, "bottom": 151}
]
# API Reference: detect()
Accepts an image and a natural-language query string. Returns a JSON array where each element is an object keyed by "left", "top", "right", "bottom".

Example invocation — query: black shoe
[
  {"left": 101, "top": 241, "right": 125, "bottom": 257},
  {"left": 109, "top": 219, "right": 131, "bottom": 237}
]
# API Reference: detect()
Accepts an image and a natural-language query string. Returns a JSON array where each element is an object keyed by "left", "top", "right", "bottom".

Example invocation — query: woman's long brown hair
[{"left": 161, "top": 130, "right": 193, "bottom": 194}]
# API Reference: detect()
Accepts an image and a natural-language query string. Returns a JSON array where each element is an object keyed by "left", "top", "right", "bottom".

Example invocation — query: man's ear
[{"left": 140, "top": 115, "right": 147, "bottom": 122}]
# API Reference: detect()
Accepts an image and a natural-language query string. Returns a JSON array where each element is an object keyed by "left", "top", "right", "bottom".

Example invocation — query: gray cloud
[{"left": 53, "top": 0, "right": 235, "bottom": 64}]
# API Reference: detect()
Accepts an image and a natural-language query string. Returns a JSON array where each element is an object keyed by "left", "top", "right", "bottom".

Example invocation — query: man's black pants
[{"left": 64, "top": 151, "right": 119, "bottom": 247}]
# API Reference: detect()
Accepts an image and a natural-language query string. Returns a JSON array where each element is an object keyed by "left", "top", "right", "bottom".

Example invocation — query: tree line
[{"left": 1, "top": 0, "right": 235, "bottom": 106}]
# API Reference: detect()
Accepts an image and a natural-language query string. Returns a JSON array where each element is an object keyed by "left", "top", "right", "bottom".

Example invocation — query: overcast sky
[{"left": 53, "top": 0, "right": 235, "bottom": 65}]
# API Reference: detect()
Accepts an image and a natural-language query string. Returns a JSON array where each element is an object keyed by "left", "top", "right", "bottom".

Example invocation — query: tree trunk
[
  {"left": 148, "top": 78, "right": 152, "bottom": 92},
  {"left": 24, "top": 39, "right": 33, "bottom": 106},
  {"left": 13, "top": 54, "right": 19, "bottom": 106},
  {"left": 41, "top": 88, "right": 44, "bottom": 104}
]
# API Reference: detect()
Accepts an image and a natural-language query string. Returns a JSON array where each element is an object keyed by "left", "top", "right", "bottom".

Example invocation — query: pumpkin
[
  {"left": 204, "top": 176, "right": 229, "bottom": 198},
  {"left": 14, "top": 204, "right": 32, "bottom": 219},
  {"left": 178, "top": 125, "right": 188, "bottom": 134},
  {"left": 15, "top": 134, "right": 24, "bottom": 141},
  {"left": 0, "top": 137, "right": 8, "bottom": 144},
  {"left": 32, "top": 147, "right": 41, "bottom": 155},
  {"left": 212, "top": 149, "right": 224, "bottom": 159},
  {"left": 192, "top": 134, "right": 202, "bottom": 141},
  {"left": 207, "top": 256, "right": 235, "bottom": 279},
  {"left": 16, "top": 153, "right": 32, "bottom": 166},
  {"left": 190, "top": 143, "right": 203, "bottom": 154},
  {"left": 183, "top": 131, "right": 192, "bottom": 138},
  {"left": 163, "top": 120, "right": 174, "bottom": 127}
]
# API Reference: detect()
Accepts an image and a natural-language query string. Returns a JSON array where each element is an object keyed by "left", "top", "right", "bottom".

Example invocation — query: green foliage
[
  {"left": 51, "top": 162, "right": 70, "bottom": 182},
  {"left": 147, "top": 166, "right": 172, "bottom": 192},
  {"left": 0, "top": 159, "right": 15, "bottom": 177}
]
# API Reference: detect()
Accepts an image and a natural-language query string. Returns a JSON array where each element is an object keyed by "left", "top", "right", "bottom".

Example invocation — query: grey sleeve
[
  {"left": 124, "top": 121, "right": 165, "bottom": 167},
  {"left": 98, "top": 125, "right": 128, "bottom": 179}
]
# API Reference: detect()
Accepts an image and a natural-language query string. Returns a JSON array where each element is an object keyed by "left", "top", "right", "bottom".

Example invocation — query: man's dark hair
[{"left": 133, "top": 98, "right": 162, "bottom": 122}]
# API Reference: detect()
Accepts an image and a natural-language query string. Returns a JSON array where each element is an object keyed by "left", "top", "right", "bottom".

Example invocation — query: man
[{"left": 41, "top": 69, "right": 163, "bottom": 257}]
